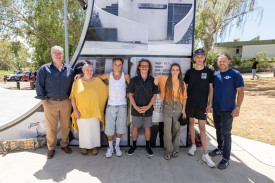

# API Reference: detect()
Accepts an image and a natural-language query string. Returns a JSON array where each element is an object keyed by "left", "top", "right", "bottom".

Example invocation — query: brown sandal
[
  {"left": 91, "top": 148, "right": 98, "bottom": 155},
  {"left": 164, "top": 155, "right": 171, "bottom": 160},
  {"left": 172, "top": 152, "right": 178, "bottom": 158},
  {"left": 81, "top": 148, "right": 88, "bottom": 155}
]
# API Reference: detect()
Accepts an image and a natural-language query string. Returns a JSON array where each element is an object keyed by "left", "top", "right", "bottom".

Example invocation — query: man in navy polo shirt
[
  {"left": 36, "top": 46, "right": 75, "bottom": 159},
  {"left": 209, "top": 53, "right": 244, "bottom": 169}
]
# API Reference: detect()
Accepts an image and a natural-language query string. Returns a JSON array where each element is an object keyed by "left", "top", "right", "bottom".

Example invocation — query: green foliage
[
  {"left": 240, "top": 59, "right": 272, "bottom": 68},
  {"left": 256, "top": 51, "right": 267, "bottom": 60},
  {"left": 231, "top": 56, "right": 241, "bottom": 66},
  {"left": 259, "top": 60, "right": 271, "bottom": 68},
  {"left": 195, "top": 0, "right": 261, "bottom": 53},
  {"left": 206, "top": 50, "right": 218, "bottom": 64},
  {"left": 0, "top": 39, "right": 30, "bottom": 70},
  {"left": 240, "top": 61, "right": 253, "bottom": 68},
  {"left": 0, "top": 70, "right": 13, "bottom": 77},
  {"left": 0, "top": 0, "right": 85, "bottom": 68}
]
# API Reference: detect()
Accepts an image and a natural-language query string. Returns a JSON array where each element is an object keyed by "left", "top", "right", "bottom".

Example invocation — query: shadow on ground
[{"left": 26, "top": 147, "right": 274, "bottom": 183}]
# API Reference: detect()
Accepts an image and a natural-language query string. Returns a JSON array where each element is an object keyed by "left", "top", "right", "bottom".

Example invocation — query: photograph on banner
[
  {"left": 82, "top": 0, "right": 195, "bottom": 56},
  {"left": 74, "top": 56, "right": 129, "bottom": 75},
  {"left": 129, "top": 57, "right": 191, "bottom": 146},
  {"left": 72, "top": 56, "right": 129, "bottom": 146}
]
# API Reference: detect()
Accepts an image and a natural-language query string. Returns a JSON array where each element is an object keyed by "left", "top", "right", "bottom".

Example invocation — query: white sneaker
[
  {"left": 115, "top": 146, "right": 123, "bottom": 157},
  {"left": 202, "top": 154, "right": 216, "bottom": 168},
  {"left": 106, "top": 147, "right": 113, "bottom": 158},
  {"left": 188, "top": 145, "right": 196, "bottom": 156}
]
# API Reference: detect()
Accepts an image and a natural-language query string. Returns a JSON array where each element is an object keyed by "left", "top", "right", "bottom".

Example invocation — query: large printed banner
[{"left": 71, "top": 0, "right": 196, "bottom": 146}]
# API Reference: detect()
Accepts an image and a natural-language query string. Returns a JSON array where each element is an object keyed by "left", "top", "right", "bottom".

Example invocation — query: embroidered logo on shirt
[
  {"left": 201, "top": 73, "right": 207, "bottom": 79},
  {"left": 224, "top": 76, "right": 231, "bottom": 79}
]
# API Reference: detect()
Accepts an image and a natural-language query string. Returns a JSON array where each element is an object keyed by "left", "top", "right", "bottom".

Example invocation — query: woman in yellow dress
[
  {"left": 154, "top": 63, "right": 187, "bottom": 160},
  {"left": 70, "top": 62, "right": 108, "bottom": 155}
]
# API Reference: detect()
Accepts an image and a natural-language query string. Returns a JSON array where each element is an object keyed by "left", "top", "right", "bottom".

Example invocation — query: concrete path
[
  {"left": 241, "top": 72, "right": 273, "bottom": 78},
  {"left": 0, "top": 125, "right": 274, "bottom": 183}
]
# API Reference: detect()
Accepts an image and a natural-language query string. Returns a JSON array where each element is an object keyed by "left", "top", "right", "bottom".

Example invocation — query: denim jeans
[
  {"left": 213, "top": 109, "right": 234, "bottom": 160},
  {"left": 252, "top": 69, "right": 259, "bottom": 79}
]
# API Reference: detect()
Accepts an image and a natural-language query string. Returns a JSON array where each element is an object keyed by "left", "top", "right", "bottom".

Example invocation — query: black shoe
[
  {"left": 218, "top": 158, "right": 229, "bottom": 170},
  {"left": 146, "top": 147, "right": 153, "bottom": 156},
  {"left": 127, "top": 146, "right": 136, "bottom": 156},
  {"left": 209, "top": 148, "right": 223, "bottom": 156}
]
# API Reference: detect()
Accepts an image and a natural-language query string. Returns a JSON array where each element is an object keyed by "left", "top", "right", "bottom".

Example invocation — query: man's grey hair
[{"left": 51, "top": 46, "right": 64, "bottom": 54}]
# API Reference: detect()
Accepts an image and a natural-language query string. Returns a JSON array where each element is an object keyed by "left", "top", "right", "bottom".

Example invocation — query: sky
[{"left": 217, "top": 0, "right": 275, "bottom": 43}]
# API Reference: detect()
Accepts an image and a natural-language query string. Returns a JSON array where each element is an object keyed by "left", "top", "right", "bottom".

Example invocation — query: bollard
[
  {"left": 31, "top": 81, "right": 34, "bottom": 90},
  {"left": 17, "top": 81, "right": 20, "bottom": 89}
]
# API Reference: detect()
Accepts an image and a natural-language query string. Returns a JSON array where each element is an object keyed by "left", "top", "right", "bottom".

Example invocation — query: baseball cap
[{"left": 193, "top": 49, "right": 205, "bottom": 57}]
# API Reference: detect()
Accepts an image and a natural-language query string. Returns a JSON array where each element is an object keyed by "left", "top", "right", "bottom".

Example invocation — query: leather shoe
[
  {"left": 61, "top": 146, "right": 72, "bottom": 154},
  {"left": 46, "top": 150, "right": 55, "bottom": 159}
]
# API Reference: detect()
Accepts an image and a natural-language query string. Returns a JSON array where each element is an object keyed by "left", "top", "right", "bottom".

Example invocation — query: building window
[{"left": 236, "top": 49, "right": 239, "bottom": 54}]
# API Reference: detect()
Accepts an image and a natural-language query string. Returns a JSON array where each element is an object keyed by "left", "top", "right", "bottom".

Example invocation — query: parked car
[
  {"left": 22, "top": 73, "right": 30, "bottom": 81},
  {"left": 15, "top": 71, "right": 30, "bottom": 81},
  {"left": 4, "top": 71, "right": 22, "bottom": 81}
]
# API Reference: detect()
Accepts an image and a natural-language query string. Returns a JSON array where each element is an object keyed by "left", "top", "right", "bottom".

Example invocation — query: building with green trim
[{"left": 214, "top": 38, "right": 275, "bottom": 59}]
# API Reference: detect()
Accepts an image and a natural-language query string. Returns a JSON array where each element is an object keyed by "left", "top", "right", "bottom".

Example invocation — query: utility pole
[{"left": 64, "top": 0, "right": 69, "bottom": 64}]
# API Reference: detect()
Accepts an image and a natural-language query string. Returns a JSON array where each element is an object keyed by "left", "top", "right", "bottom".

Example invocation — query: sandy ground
[{"left": 232, "top": 77, "right": 275, "bottom": 145}]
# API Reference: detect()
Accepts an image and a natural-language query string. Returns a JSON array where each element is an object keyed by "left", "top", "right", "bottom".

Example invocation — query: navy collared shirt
[
  {"left": 35, "top": 62, "right": 74, "bottom": 100},
  {"left": 128, "top": 74, "right": 159, "bottom": 117}
]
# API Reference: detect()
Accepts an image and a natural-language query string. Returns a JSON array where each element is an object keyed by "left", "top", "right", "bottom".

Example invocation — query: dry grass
[{"left": 208, "top": 77, "right": 275, "bottom": 145}]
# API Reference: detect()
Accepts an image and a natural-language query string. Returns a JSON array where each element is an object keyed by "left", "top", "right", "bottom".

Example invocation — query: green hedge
[{"left": 232, "top": 67, "right": 274, "bottom": 73}]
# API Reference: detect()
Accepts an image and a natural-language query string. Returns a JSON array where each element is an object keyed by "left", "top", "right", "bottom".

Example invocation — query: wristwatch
[{"left": 235, "top": 107, "right": 240, "bottom": 111}]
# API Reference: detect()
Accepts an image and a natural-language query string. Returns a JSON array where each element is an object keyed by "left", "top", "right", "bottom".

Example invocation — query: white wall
[
  {"left": 242, "top": 44, "right": 275, "bottom": 58},
  {"left": 118, "top": 0, "right": 168, "bottom": 41},
  {"left": 214, "top": 47, "right": 242, "bottom": 58},
  {"left": 95, "top": 6, "right": 148, "bottom": 44}
]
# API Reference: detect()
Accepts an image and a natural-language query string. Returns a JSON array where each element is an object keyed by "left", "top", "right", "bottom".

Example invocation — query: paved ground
[
  {"left": 1, "top": 125, "right": 274, "bottom": 183},
  {"left": 241, "top": 72, "right": 274, "bottom": 78}
]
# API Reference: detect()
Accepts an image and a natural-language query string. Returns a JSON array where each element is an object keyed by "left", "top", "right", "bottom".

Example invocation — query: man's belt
[{"left": 46, "top": 97, "right": 69, "bottom": 101}]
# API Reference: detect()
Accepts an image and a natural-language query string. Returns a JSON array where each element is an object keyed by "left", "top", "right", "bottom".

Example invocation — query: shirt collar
[{"left": 50, "top": 61, "right": 66, "bottom": 70}]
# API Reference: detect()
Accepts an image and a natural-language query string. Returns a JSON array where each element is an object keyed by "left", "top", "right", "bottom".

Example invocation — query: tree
[
  {"left": 0, "top": 0, "right": 85, "bottom": 68},
  {"left": 195, "top": 0, "right": 262, "bottom": 53},
  {"left": 0, "top": 39, "right": 30, "bottom": 70}
]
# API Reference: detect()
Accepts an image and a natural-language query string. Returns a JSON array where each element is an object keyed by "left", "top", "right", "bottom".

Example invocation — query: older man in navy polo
[{"left": 36, "top": 46, "right": 75, "bottom": 159}]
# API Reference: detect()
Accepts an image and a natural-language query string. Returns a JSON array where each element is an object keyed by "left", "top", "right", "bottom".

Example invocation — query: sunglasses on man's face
[{"left": 140, "top": 65, "right": 149, "bottom": 69}]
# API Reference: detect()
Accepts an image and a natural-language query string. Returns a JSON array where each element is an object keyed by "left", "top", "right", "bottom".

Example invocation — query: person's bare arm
[
  {"left": 181, "top": 98, "right": 187, "bottom": 119},
  {"left": 71, "top": 97, "right": 80, "bottom": 119},
  {"left": 129, "top": 93, "right": 142, "bottom": 113},
  {"left": 41, "top": 100, "right": 47, "bottom": 105},
  {"left": 96, "top": 73, "right": 110, "bottom": 81},
  {"left": 206, "top": 83, "right": 213, "bottom": 113},
  {"left": 256, "top": 63, "right": 259, "bottom": 71},
  {"left": 124, "top": 73, "right": 130, "bottom": 85},
  {"left": 231, "top": 86, "right": 244, "bottom": 117}
]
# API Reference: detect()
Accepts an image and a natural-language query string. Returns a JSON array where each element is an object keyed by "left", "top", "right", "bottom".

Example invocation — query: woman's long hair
[{"left": 164, "top": 63, "right": 185, "bottom": 102}]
